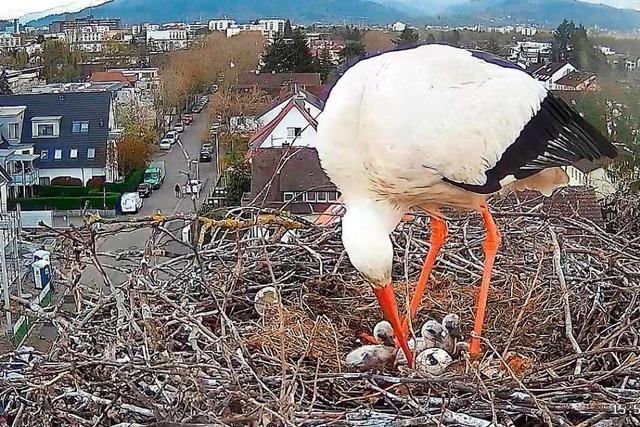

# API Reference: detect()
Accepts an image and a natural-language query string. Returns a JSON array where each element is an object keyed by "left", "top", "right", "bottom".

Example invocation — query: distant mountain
[
  {"left": 446, "top": 0, "right": 640, "bottom": 28},
  {"left": 18, "top": 0, "right": 112, "bottom": 24},
  {"left": 28, "top": 0, "right": 407, "bottom": 27},
  {"left": 415, "top": 0, "right": 640, "bottom": 31}
]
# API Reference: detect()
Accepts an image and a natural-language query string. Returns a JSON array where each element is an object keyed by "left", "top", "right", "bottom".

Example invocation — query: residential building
[
  {"left": 0, "top": 92, "right": 120, "bottom": 187},
  {"left": 89, "top": 71, "right": 137, "bottom": 87},
  {"left": 108, "top": 68, "right": 160, "bottom": 91},
  {"left": 258, "top": 19, "right": 286, "bottom": 40},
  {"left": 510, "top": 41, "right": 552, "bottom": 68},
  {"left": 392, "top": 22, "right": 406, "bottom": 32},
  {"left": 146, "top": 29, "right": 188, "bottom": 51},
  {"left": 2, "top": 68, "right": 44, "bottom": 93},
  {"left": 64, "top": 24, "right": 110, "bottom": 52},
  {"left": 231, "top": 87, "right": 324, "bottom": 135},
  {"left": 208, "top": 19, "right": 236, "bottom": 32},
  {"left": 243, "top": 90, "right": 337, "bottom": 214},
  {"left": 232, "top": 73, "right": 322, "bottom": 96},
  {"left": 0, "top": 33, "right": 24, "bottom": 53},
  {"left": 554, "top": 71, "right": 600, "bottom": 91},
  {"left": 48, "top": 16, "right": 122, "bottom": 33},
  {"left": 531, "top": 62, "right": 577, "bottom": 90}
]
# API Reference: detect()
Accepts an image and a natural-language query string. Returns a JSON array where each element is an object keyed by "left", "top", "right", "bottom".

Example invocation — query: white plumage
[{"left": 318, "top": 44, "right": 617, "bottom": 361}]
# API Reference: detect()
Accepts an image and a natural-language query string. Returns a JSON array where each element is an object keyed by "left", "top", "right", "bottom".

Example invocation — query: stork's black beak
[
  {"left": 447, "top": 326, "right": 462, "bottom": 339},
  {"left": 379, "top": 332, "right": 396, "bottom": 347}
]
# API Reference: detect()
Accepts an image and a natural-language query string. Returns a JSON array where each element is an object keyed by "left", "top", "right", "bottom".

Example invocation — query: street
[{"left": 27, "top": 108, "right": 217, "bottom": 351}]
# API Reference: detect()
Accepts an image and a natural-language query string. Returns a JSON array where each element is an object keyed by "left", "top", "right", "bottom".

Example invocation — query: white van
[{"left": 121, "top": 192, "right": 143, "bottom": 214}]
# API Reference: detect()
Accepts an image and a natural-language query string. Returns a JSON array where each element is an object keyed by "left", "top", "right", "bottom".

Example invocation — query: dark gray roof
[{"left": 0, "top": 92, "right": 111, "bottom": 169}]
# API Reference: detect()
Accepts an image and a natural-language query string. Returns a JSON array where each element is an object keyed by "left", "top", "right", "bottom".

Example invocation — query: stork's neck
[{"left": 344, "top": 198, "right": 405, "bottom": 235}]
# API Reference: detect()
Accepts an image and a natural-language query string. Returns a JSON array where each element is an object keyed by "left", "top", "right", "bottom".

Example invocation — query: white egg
[
  {"left": 415, "top": 348, "right": 453, "bottom": 376},
  {"left": 253, "top": 286, "right": 279, "bottom": 316}
]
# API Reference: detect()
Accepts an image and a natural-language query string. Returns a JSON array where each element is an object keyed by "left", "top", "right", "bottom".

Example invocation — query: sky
[{"left": 1, "top": 0, "right": 639, "bottom": 20}]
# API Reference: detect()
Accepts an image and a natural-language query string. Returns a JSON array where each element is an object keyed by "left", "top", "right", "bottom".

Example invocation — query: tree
[
  {"left": 553, "top": 19, "right": 575, "bottom": 62},
  {"left": 0, "top": 70, "right": 12, "bottom": 95},
  {"left": 316, "top": 47, "right": 336, "bottom": 82},
  {"left": 394, "top": 27, "right": 419, "bottom": 47},
  {"left": 486, "top": 38, "right": 500, "bottom": 55},
  {"left": 41, "top": 40, "right": 84, "bottom": 83},
  {"left": 283, "top": 19, "right": 293, "bottom": 39},
  {"left": 36, "top": 34, "right": 45, "bottom": 44},
  {"left": 425, "top": 33, "right": 437, "bottom": 44},
  {"left": 362, "top": 30, "right": 395, "bottom": 53},
  {"left": 338, "top": 41, "right": 366, "bottom": 62},
  {"left": 261, "top": 28, "right": 316, "bottom": 73},
  {"left": 116, "top": 104, "right": 158, "bottom": 177},
  {"left": 224, "top": 157, "right": 251, "bottom": 205}
]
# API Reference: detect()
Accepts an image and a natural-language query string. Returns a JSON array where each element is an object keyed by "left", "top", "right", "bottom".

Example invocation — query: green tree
[
  {"left": 316, "top": 47, "right": 336, "bottom": 82},
  {"left": 486, "top": 38, "right": 500, "bottom": 55},
  {"left": 224, "top": 157, "right": 251, "bottom": 205},
  {"left": 41, "top": 40, "right": 84, "bottom": 83},
  {"left": 394, "top": 27, "right": 419, "bottom": 47},
  {"left": 425, "top": 33, "right": 436, "bottom": 44},
  {"left": 0, "top": 70, "right": 12, "bottom": 95},
  {"left": 283, "top": 19, "right": 293, "bottom": 39},
  {"left": 262, "top": 28, "right": 316, "bottom": 73},
  {"left": 553, "top": 19, "right": 575, "bottom": 62},
  {"left": 338, "top": 40, "right": 366, "bottom": 62}
]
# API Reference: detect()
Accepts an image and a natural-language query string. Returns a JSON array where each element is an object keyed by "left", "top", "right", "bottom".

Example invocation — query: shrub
[
  {"left": 9, "top": 194, "right": 120, "bottom": 211},
  {"left": 35, "top": 185, "right": 91, "bottom": 197},
  {"left": 51, "top": 176, "right": 83, "bottom": 186},
  {"left": 106, "top": 169, "right": 144, "bottom": 193},
  {"left": 86, "top": 176, "right": 105, "bottom": 189}
]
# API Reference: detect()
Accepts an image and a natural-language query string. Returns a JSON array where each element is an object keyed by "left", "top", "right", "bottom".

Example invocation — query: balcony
[{"left": 10, "top": 170, "right": 38, "bottom": 186}]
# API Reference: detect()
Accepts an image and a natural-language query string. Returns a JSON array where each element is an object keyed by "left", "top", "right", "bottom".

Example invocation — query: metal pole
[
  {"left": 1, "top": 230, "right": 11, "bottom": 331},
  {"left": 16, "top": 204, "right": 22, "bottom": 300}
]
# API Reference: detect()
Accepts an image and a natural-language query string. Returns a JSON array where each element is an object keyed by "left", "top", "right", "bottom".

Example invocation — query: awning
[{"left": 7, "top": 153, "right": 39, "bottom": 162}]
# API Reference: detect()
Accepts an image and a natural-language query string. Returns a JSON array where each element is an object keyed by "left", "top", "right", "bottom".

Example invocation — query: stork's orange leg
[
  {"left": 373, "top": 283, "right": 413, "bottom": 366},
  {"left": 401, "top": 216, "right": 447, "bottom": 336},
  {"left": 469, "top": 206, "right": 501, "bottom": 356}
]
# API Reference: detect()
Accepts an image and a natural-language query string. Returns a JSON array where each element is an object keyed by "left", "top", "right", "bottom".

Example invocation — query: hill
[
  {"left": 28, "top": 0, "right": 407, "bottom": 26},
  {"left": 430, "top": 0, "right": 640, "bottom": 31}
]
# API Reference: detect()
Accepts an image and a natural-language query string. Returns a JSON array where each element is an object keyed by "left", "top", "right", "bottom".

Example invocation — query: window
[
  {"left": 70, "top": 148, "right": 78, "bottom": 159},
  {"left": 317, "top": 192, "right": 327, "bottom": 202},
  {"left": 87, "top": 148, "right": 96, "bottom": 159},
  {"left": 72, "top": 121, "right": 90, "bottom": 133},
  {"left": 37, "top": 124, "right": 54, "bottom": 136},
  {"left": 39, "top": 177, "right": 50, "bottom": 186},
  {"left": 283, "top": 192, "right": 294, "bottom": 202},
  {"left": 40, "top": 150, "right": 48, "bottom": 160},
  {"left": 328, "top": 192, "right": 337, "bottom": 201},
  {"left": 306, "top": 192, "right": 316, "bottom": 202},
  {"left": 8, "top": 123, "right": 19, "bottom": 139},
  {"left": 287, "top": 127, "right": 302, "bottom": 138},
  {"left": 54, "top": 149, "right": 62, "bottom": 160}
]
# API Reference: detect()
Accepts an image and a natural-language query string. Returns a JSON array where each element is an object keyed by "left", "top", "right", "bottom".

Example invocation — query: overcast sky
[{"left": 1, "top": 0, "right": 639, "bottom": 20}]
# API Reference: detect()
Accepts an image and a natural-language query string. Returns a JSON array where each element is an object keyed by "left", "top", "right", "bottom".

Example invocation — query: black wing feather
[{"left": 444, "top": 91, "right": 618, "bottom": 194}]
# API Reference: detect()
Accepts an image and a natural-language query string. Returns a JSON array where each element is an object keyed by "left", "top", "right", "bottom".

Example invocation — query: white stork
[{"left": 317, "top": 44, "right": 617, "bottom": 366}]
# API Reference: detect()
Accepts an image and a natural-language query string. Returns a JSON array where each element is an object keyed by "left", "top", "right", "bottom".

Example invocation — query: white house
[
  {"left": 392, "top": 22, "right": 407, "bottom": 32},
  {"left": 231, "top": 87, "right": 324, "bottom": 136},
  {"left": 531, "top": 62, "right": 577, "bottom": 90},
  {"left": 208, "top": 19, "right": 236, "bottom": 32},
  {"left": 146, "top": 29, "right": 188, "bottom": 51}
]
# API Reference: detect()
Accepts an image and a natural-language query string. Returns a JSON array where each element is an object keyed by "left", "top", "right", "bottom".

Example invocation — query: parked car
[
  {"left": 181, "top": 117, "right": 192, "bottom": 126},
  {"left": 210, "top": 122, "right": 221, "bottom": 131},
  {"left": 164, "top": 131, "right": 178, "bottom": 143},
  {"left": 137, "top": 182, "right": 153, "bottom": 198},
  {"left": 173, "top": 124, "right": 185, "bottom": 133},
  {"left": 211, "top": 84, "right": 219, "bottom": 93},
  {"left": 121, "top": 192, "right": 143, "bottom": 214},
  {"left": 200, "top": 145, "right": 212, "bottom": 162},
  {"left": 159, "top": 139, "right": 173, "bottom": 150}
]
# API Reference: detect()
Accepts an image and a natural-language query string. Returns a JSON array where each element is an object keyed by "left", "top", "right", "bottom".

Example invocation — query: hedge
[
  {"left": 35, "top": 185, "right": 92, "bottom": 197},
  {"left": 9, "top": 194, "right": 120, "bottom": 211},
  {"left": 105, "top": 169, "right": 145, "bottom": 194}
]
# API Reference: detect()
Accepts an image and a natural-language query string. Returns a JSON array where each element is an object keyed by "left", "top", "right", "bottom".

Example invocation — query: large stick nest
[{"left": 1, "top": 198, "right": 639, "bottom": 426}]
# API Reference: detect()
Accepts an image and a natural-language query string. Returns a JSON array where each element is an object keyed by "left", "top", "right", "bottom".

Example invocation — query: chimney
[{"left": 14, "top": 19, "right": 19, "bottom": 34}]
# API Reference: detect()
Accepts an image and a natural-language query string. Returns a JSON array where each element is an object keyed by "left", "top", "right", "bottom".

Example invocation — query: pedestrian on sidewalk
[{"left": 174, "top": 183, "right": 181, "bottom": 198}]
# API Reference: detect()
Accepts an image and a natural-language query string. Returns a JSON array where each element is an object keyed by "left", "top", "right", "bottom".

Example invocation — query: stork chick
[
  {"left": 345, "top": 321, "right": 396, "bottom": 370},
  {"left": 395, "top": 320, "right": 444, "bottom": 366}
]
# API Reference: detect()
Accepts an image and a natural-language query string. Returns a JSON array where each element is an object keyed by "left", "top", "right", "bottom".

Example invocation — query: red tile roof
[
  {"left": 89, "top": 71, "right": 137, "bottom": 85},
  {"left": 555, "top": 71, "right": 596, "bottom": 88}
]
